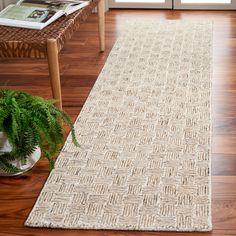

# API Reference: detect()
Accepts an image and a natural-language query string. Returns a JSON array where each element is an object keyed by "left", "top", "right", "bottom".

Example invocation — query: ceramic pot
[{"left": 0, "top": 132, "right": 41, "bottom": 176}]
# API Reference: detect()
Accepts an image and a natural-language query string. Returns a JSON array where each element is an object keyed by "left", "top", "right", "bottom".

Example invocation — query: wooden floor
[{"left": 0, "top": 9, "right": 236, "bottom": 236}]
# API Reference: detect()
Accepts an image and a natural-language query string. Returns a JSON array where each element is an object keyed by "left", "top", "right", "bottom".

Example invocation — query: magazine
[{"left": 0, "top": 0, "right": 89, "bottom": 30}]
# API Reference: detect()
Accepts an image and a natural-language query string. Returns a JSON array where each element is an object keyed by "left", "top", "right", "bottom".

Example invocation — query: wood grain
[
  {"left": 0, "top": 9, "right": 236, "bottom": 236},
  {"left": 98, "top": 0, "right": 105, "bottom": 51},
  {"left": 47, "top": 39, "right": 62, "bottom": 109}
]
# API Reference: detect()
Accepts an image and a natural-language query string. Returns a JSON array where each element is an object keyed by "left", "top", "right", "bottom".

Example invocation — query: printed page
[
  {"left": 0, "top": 5, "right": 57, "bottom": 23},
  {"left": 19, "top": 0, "right": 81, "bottom": 11}
]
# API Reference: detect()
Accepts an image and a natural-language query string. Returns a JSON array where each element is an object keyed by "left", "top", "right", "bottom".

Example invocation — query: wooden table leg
[
  {"left": 98, "top": 0, "right": 105, "bottom": 52},
  {"left": 46, "top": 39, "right": 62, "bottom": 110}
]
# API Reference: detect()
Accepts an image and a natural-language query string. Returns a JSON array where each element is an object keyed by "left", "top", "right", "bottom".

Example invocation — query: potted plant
[{"left": 0, "top": 89, "right": 79, "bottom": 176}]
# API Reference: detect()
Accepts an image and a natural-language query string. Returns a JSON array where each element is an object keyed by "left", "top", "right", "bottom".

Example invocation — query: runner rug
[{"left": 25, "top": 20, "right": 212, "bottom": 231}]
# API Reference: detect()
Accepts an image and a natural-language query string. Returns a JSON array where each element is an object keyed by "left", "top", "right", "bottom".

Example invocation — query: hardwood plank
[
  {"left": 0, "top": 9, "right": 236, "bottom": 236},
  {"left": 212, "top": 154, "right": 236, "bottom": 176},
  {"left": 213, "top": 134, "right": 236, "bottom": 155}
]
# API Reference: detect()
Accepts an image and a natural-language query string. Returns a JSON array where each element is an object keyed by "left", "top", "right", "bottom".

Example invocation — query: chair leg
[
  {"left": 46, "top": 39, "right": 62, "bottom": 110},
  {"left": 98, "top": 0, "right": 105, "bottom": 52}
]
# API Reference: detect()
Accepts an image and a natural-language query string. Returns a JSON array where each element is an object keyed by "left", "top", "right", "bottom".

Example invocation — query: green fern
[{"left": 0, "top": 89, "right": 79, "bottom": 174}]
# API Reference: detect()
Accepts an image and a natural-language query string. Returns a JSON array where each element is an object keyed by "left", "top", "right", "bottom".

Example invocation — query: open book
[{"left": 0, "top": 0, "right": 89, "bottom": 30}]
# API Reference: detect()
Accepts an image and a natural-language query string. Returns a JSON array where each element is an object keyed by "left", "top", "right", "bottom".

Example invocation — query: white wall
[{"left": 105, "top": 0, "right": 109, "bottom": 11}]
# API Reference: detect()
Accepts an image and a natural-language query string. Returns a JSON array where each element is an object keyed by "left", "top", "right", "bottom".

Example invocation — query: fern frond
[
  {"left": 0, "top": 158, "right": 21, "bottom": 174},
  {"left": 0, "top": 88, "right": 79, "bottom": 174}
]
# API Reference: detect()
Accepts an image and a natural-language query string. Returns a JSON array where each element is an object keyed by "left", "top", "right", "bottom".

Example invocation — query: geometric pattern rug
[{"left": 25, "top": 20, "right": 212, "bottom": 231}]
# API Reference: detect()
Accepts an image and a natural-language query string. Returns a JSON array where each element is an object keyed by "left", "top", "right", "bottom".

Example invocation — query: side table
[{"left": 0, "top": 0, "right": 105, "bottom": 109}]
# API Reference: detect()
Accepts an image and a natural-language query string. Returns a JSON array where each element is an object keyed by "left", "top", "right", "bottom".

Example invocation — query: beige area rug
[{"left": 25, "top": 20, "right": 212, "bottom": 231}]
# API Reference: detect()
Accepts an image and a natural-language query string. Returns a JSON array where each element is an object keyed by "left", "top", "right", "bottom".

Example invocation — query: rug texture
[{"left": 25, "top": 20, "right": 212, "bottom": 231}]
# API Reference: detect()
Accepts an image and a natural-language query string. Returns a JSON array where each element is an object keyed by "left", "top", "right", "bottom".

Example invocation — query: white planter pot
[{"left": 0, "top": 132, "right": 41, "bottom": 176}]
